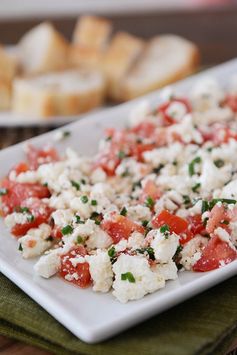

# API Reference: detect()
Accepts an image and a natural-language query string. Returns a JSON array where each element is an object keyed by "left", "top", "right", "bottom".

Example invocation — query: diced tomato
[
  {"left": 193, "top": 235, "right": 237, "bottom": 272},
  {"left": 158, "top": 98, "right": 192, "bottom": 125},
  {"left": 206, "top": 204, "right": 230, "bottom": 234},
  {"left": 0, "top": 178, "right": 50, "bottom": 216},
  {"left": 11, "top": 162, "right": 29, "bottom": 176},
  {"left": 140, "top": 180, "right": 161, "bottom": 204},
  {"left": 131, "top": 143, "right": 156, "bottom": 161},
  {"left": 224, "top": 94, "right": 237, "bottom": 113},
  {"left": 26, "top": 144, "right": 59, "bottom": 170},
  {"left": 131, "top": 122, "right": 156, "bottom": 138},
  {"left": 187, "top": 215, "right": 206, "bottom": 235},
  {"left": 201, "top": 125, "right": 237, "bottom": 145},
  {"left": 60, "top": 246, "right": 91, "bottom": 288},
  {"left": 94, "top": 151, "right": 121, "bottom": 176},
  {"left": 101, "top": 214, "right": 145, "bottom": 244},
  {"left": 51, "top": 225, "right": 63, "bottom": 239},
  {"left": 152, "top": 210, "right": 188, "bottom": 234},
  {"left": 11, "top": 198, "right": 53, "bottom": 237}
]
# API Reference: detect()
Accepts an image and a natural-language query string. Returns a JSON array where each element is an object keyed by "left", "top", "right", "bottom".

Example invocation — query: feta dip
[{"left": 1, "top": 77, "right": 237, "bottom": 303}]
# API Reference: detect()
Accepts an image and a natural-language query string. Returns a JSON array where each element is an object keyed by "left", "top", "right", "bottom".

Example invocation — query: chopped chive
[
  {"left": 20, "top": 207, "right": 30, "bottom": 213},
  {"left": 75, "top": 215, "right": 81, "bottom": 223},
  {"left": 160, "top": 224, "right": 170, "bottom": 234},
  {"left": 141, "top": 220, "right": 149, "bottom": 227},
  {"left": 173, "top": 160, "right": 178, "bottom": 166},
  {"left": 106, "top": 136, "right": 112, "bottom": 141},
  {"left": 136, "top": 247, "right": 155, "bottom": 261},
  {"left": 0, "top": 188, "right": 8, "bottom": 196},
  {"left": 46, "top": 236, "right": 53, "bottom": 242},
  {"left": 90, "top": 212, "right": 102, "bottom": 225},
  {"left": 152, "top": 164, "right": 164, "bottom": 174},
  {"left": 121, "top": 169, "right": 130, "bottom": 177},
  {"left": 183, "top": 195, "right": 191, "bottom": 206},
  {"left": 214, "top": 159, "right": 225, "bottom": 168},
  {"left": 81, "top": 195, "right": 88, "bottom": 204},
  {"left": 209, "top": 198, "right": 237, "bottom": 210},
  {"left": 18, "top": 243, "right": 23, "bottom": 251},
  {"left": 222, "top": 220, "right": 229, "bottom": 225},
  {"left": 108, "top": 246, "right": 116, "bottom": 258},
  {"left": 207, "top": 147, "right": 213, "bottom": 152},
  {"left": 132, "top": 180, "right": 142, "bottom": 191},
  {"left": 76, "top": 236, "right": 83, "bottom": 244},
  {"left": 61, "top": 225, "right": 73, "bottom": 235},
  {"left": 81, "top": 179, "right": 86, "bottom": 185},
  {"left": 27, "top": 214, "right": 35, "bottom": 222},
  {"left": 192, "top": 183, "right": 201, "bottom": 193},
  {"left": 71, "top": 180, "right": 80, "bottom": 190},
  {"left": 188, "top": 156, "right": 201, "bottom": 176},
  {"left": 145, "top": 196, "right": 155, "bottom": 209},
  {"left": 63, "top": 131, "right": 71, "bottom": 138},
  {"left": 121, "top": 272, "right": 136, "bottom": 283},
  {"left": 91, "top": 199, "right": 97, "bottom": 206},
  {"left": 120, "top": 207, "right": 127, "bottom": 216},
  {"left": 43, "top": 182, "right": 48, "bottom": 187},
  {"left": 117, "top": 150, "right": 126, "bottom": 159},
  {"left": 201, "top": 200, "right": 209, "bottom": 213}
]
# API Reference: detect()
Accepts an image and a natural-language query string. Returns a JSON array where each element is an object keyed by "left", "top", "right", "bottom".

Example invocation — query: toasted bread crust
[{"left": 72, "top": 16, "right": 112, "bottom": 50}]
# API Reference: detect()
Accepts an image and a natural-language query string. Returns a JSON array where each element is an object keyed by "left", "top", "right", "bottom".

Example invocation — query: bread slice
[
  {"left": 0, "top": 79, "right": 11, "bottom": 110},
  {"left": 102, "top": 32, "right": 144, "bottom": 100},
  {"left": 12, "top": 69, "right": 106, "bottom": 118},
  {"left": 70, "top": 16, "right": 112, "bottom": 69},
  {"left": 72, "top": 16, "right": 112, "bottom": 50},
  {"left": 116, "top": 34, "right": 200, "bottom": 101},
  {"left": 0, "top": 46, "right": 18, "bottom": 109},
  {"left": 18, "top": 22, "right": 69, "bottom": 74}
]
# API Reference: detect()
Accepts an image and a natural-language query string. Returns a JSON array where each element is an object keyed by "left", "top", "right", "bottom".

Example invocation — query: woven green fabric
[{"left": 0, "top": 273, "right": 236, "bottom": 355}]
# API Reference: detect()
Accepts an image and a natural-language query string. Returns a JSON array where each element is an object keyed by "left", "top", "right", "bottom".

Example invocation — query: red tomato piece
[
  {"left": 158, "top": 98, "right": 192, "bottom": 125},
  {"left": 11, "top": 162, "right": 29, "bottom": 176},
  {"left": 60, "top": 246, "right": 91, "bottom": 288},
  {"left": 206, "top": 204, "right": 229, "bottom": 234},
  {"left": 152, "top": 210, "right": 188, "bottom": 234},
  {"left": 140, "top": 180, "right": 161, "bottom": 204},
  {"left": 94, "top": 151, "right": 121, "bottom": 176},
  {"left": 187, "top": 215, "right": 206, "bottom": 235},
  {"left": 131, "top": 143, "right": 156, "bottom": 161},
  {"left": 0, "top": 179, "right": 50, "bottom": 216},
  {"left": 11, "top": 198, "right": 53, "bottom": 237},
  {"left": 224, "top": 94, "right": 237, "bottom": 113},
  {"left": 51, "top": 225, "right": 63, "bottom": 239},
  {"left": 131, "top": 122, "right": 156, "bottom": 138},
  {"left": 201, "top": 125, "right": 237, "bottom": 145},
  {"left": 101, "top": 214, "right": 145, "bottom": 244},
  {"left": 193, "top": 235, "right": 237, "bottom": 272},
  {"left": 26, "top": 144, "right": 59, "bottom": 170}
]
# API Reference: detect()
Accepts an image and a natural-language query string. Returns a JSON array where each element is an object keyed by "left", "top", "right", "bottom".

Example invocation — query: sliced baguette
[
  {"left": 116, "top": 34, "right": 200, "bottom": 101},
  {"left": 102, "top": 32, "right": 144, "bottom": 100},
  {"left": 70, "top": 16, "right": 112, "bottom": 69},
  {"left": 18, "top": 22, "right": 69, "bottom": 74},
  {"left": 0, "top": 79, "right": 11, "bottom": 110},
  {"left": 72, "top": 16, "right": 112, "bottom": 50},
  {"left": 12, "top": 69, "right": 106, "bottom": 118},
  {"left": 0, "top": 46, "right": 18, "bottom": 109}
]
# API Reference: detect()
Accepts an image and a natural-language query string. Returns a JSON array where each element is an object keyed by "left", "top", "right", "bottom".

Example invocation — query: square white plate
[{"left": 0, "top": 59, "right": 237, "bottom": 344}]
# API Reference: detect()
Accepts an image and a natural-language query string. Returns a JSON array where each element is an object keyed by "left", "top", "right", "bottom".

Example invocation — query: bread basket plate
[{"left": 0, "top": 59, "right": 237, "bottom": 344}]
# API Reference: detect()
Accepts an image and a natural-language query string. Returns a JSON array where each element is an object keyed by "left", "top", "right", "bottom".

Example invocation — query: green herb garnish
[
  {"left": 118, "top": 150, "right": 126, "bottom": 160},
  {"left": 120, "top": 207, "right": 127, "bottom": 216},
  {"left": 61, "top": 225, "right": 73, "bottom": 235},
  {"left": 152, "top": 164, "right": 164, "bottom": 174},
  {"left": 0, "top": 188, "right": 8, "bottom": 196},
  {"left": 141, "top": 220, "right": 149, "bottom": 227},
  {"left": 145, "top": 196, "right": 155, "bottom": 209},
  {"left": 63, "top": 131, "right": 71, "bottom": 138},
  {"left": 183, "top": 195, "right": 191, "bottom": 206},
  {"left": 136, "top": 247, "right": 155, "bottom": 261},
  {"left": 160, "top": 224, "right": 170, "bottom": 234},
  {"left": 201, "top": 200, "right": 209, "bottom": 213},
  {"left": 108, "top": 246, "right": 116, "bottom": 258},
  {"left": 188, "top": 156, "right": 201, "bottom": 176},
  {"left": 18, "top": 243, "right": 23, "bottom": 251},
  {"left": 81, "top": 179, "right": 86, "bottom": 185},
  {"left": 90, "top": 212, "right": 102, "bottom": 225},
  {"left": 20, "top": 207, "right": 30, "bottom": 213},
  {"left": 192, "top": 183, "right": 201, "bottom": 193},
  {"left": 91, "top": 199, "right": 97, "bottom": 206},
  {"left": 121, "top": 272, "right": 136, "bottom": 283},
  {"left": 71, "top": 180, "right": 80, "bottom": 191},
  {"left": 81, "top": 195, "right": 88, "bottom": 204},
  {"left": 76, "top": 236, "right": 83, "bottom": 244},
  {"left": 27, "top": 214, "right": 35, "bottom": 222},
  {"left": 214, "top": 159, "right": 225, "bottom": 168}
]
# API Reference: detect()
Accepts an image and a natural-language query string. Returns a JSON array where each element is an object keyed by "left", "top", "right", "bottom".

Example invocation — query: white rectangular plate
[{"left": 0, "top": 60, "right": 237, "bottom": 344}]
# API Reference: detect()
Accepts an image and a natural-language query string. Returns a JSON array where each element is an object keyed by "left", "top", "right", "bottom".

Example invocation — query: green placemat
[{"left": 0, "top": 272, "right": 237, "bottom": 355}]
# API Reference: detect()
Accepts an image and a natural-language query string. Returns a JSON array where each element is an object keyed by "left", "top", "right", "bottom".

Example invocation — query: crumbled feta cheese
[
  {"left": 86, "top": 250, "right": 113, "bottom": 292},
  {"left": 149, "top": 229, "right": 179, "bottom": 263},
  {"left": 19, "top": 224, "right": 52, "bottom": 259},
  {"left": 154, "top": 261, "right": 178, "bottom": 280},
  {"left": 34, "top": 250, "right": 61, "bottom": 278},
  {"left": 180, "top": 236, "right": 208, "bottom": 270},
  {"left": 112, "top": 254, "right": 165, "bottom": 303}
]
